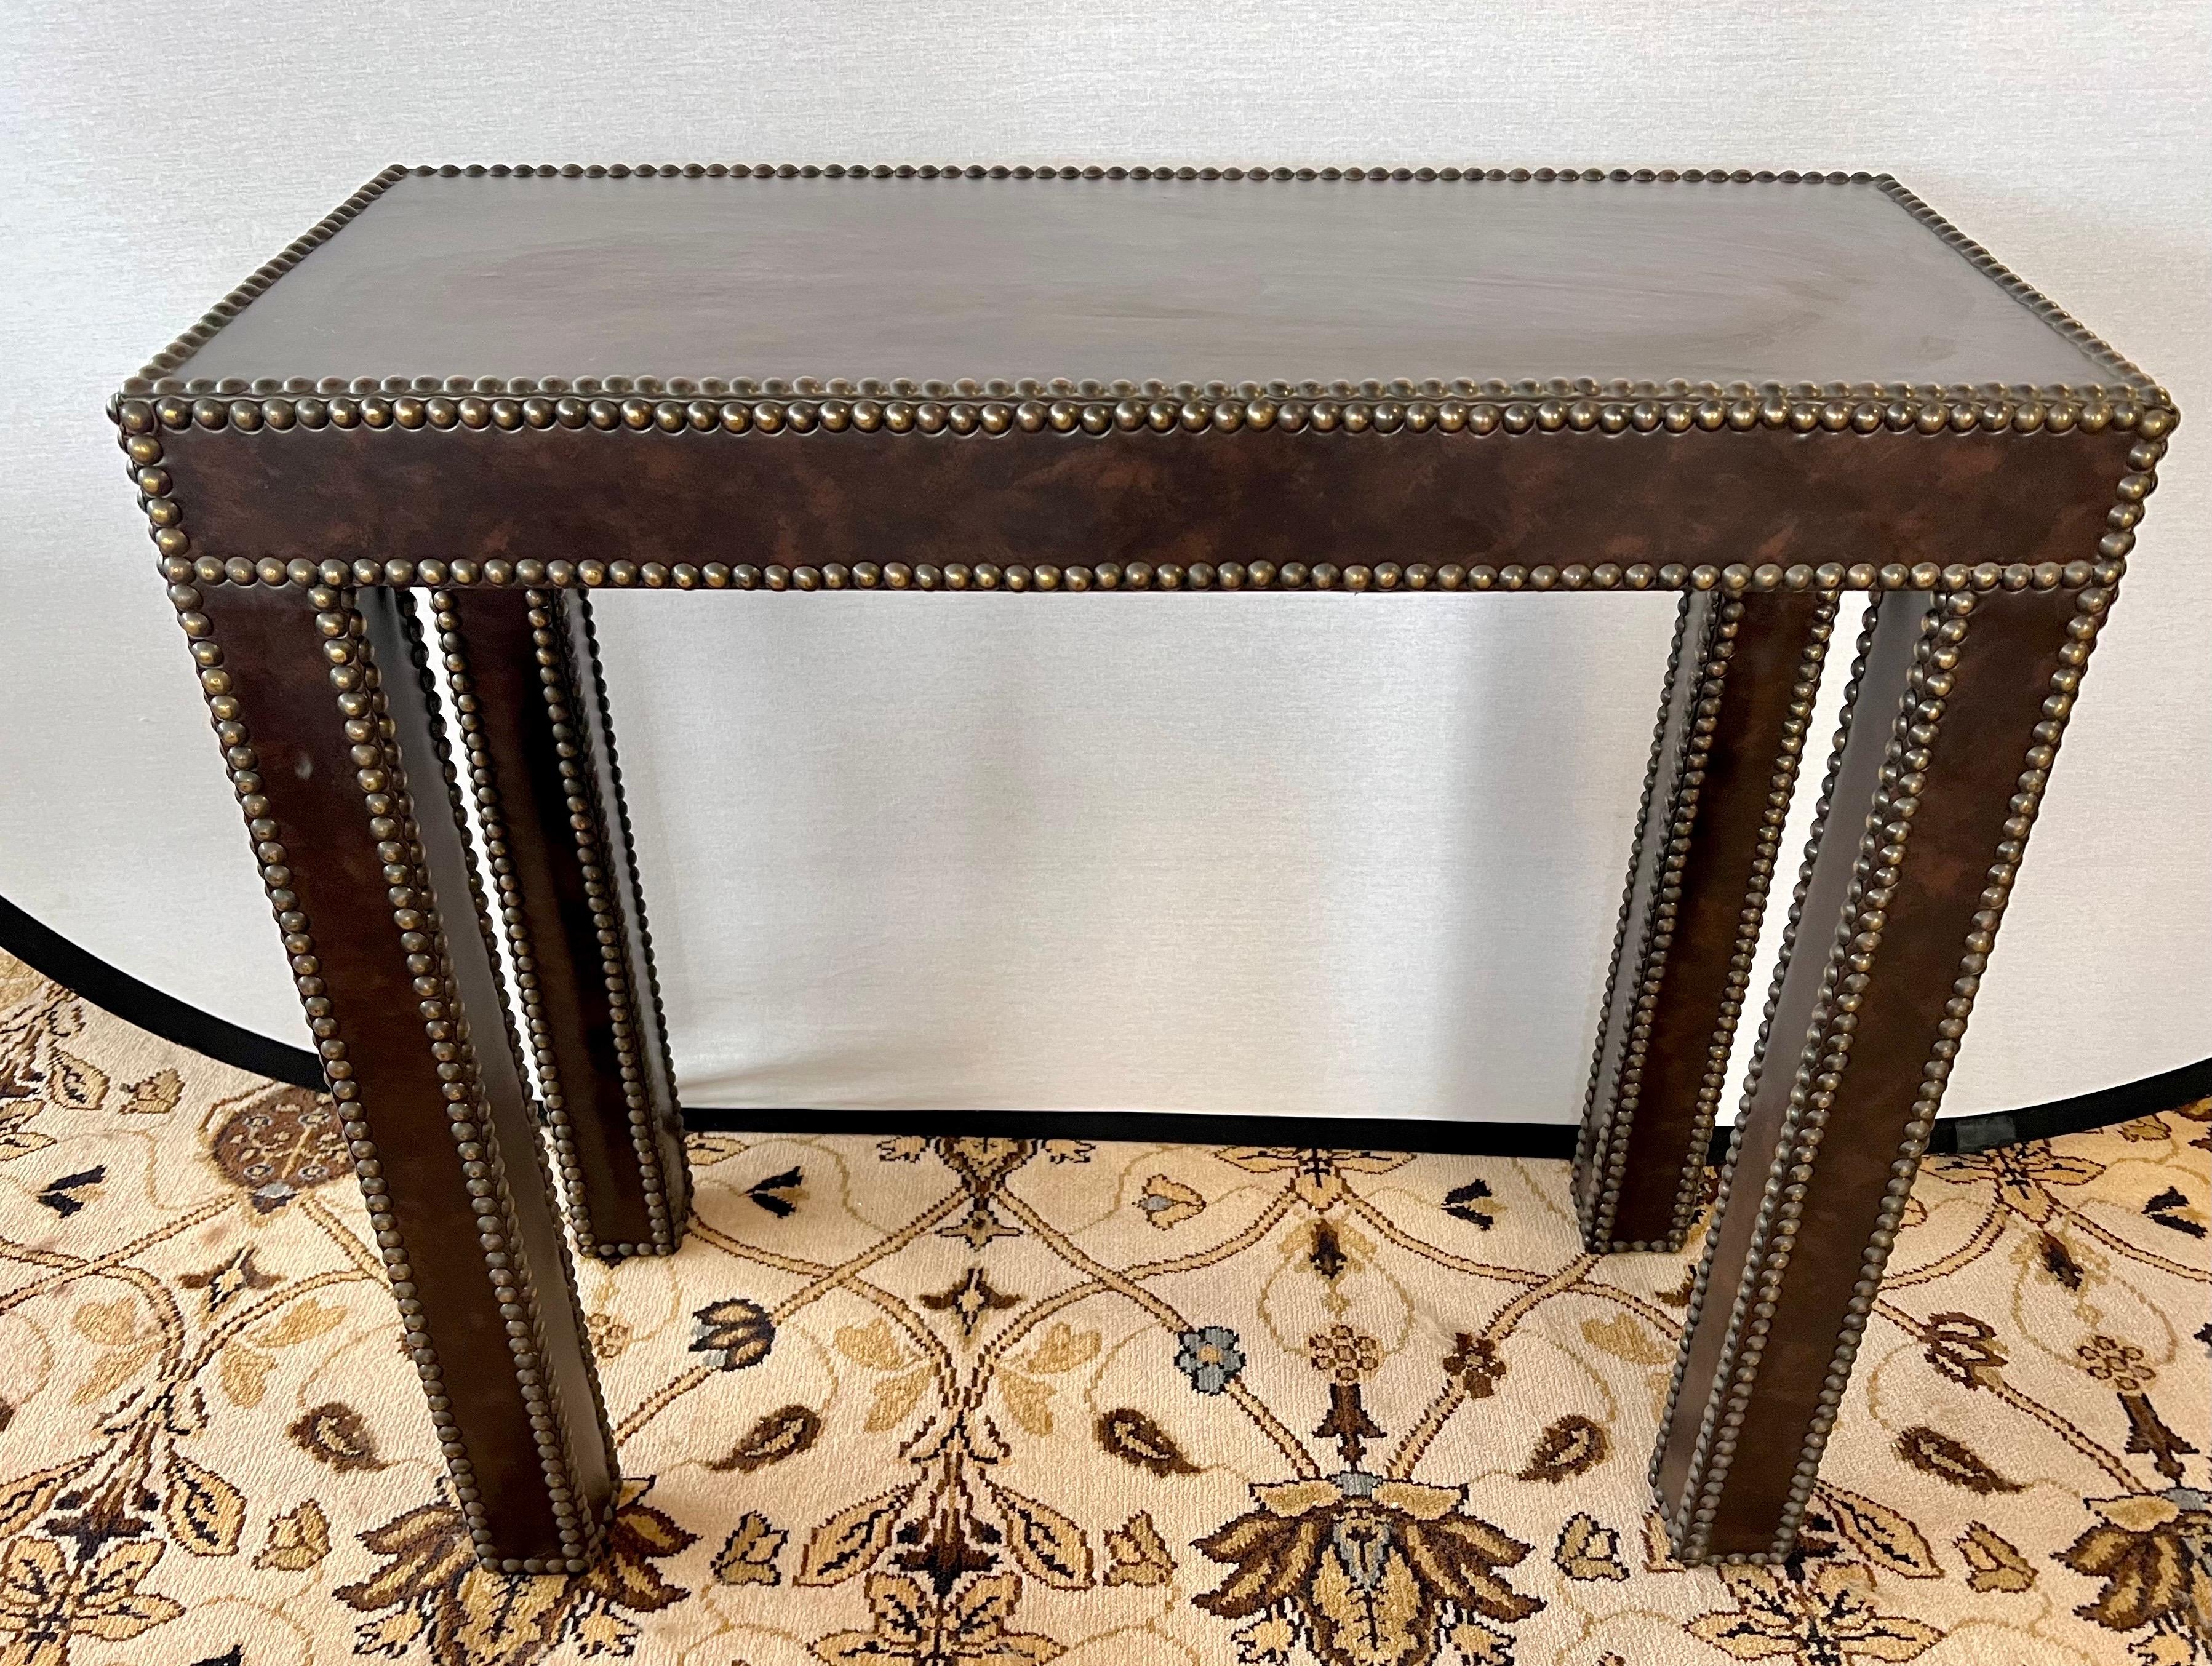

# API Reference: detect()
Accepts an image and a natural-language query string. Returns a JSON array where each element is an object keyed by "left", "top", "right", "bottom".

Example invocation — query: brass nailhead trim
[
  {"left": 405, "top": 603, "right": 538, "bottom": 1142},
  {"left": 1731, "top": 601, "right": 1890, "bottom": 1144},
  {"left": 121, "top": 165, "right": 2155, "bottom": 404},
  {"left": 116, "top": 305, "right": 2172, "bottom": 604},
  {"left": 1759, "top": 557, "right": 2135, "bottom": 1555},
  {"left": 118, "top": 393, "right": 2171, "bottom": 602},
  {"left": 1575, "top": 595, "right": 1695, "bottom": 1241},
  {"left": 168, "top": 540, "right": 516, "bottom": 1565},
  {"left": 525, "top": 588, "right": 687, "bottom": 1260},
  {"left": 127, "top": 385, "right": 2165, "bottom": 442},
  {"left": 575, "top": 595, "right": 691, "bottom": 1242},
  {"left": 429, "top": 591, "right": 596, "bottom": 1254},
  {"left": 1576, "top": 594, "right": 1734, "bottom": 1248},
  {"left": 432, "top": 589, "right": 689, "bottom": 1262},
  {"left": 167, "top": 597, "right": 503, "bottom": 1555},
  {"left": 1577, "top": 596, "right": 1839, "bottom": 1254},
  {"left": 1663, "top": 600, "right": 1839, "bottom": 1248},
  {"left": 166, "top": 490, "right": 612, "bottom": 1572},
  {"left": 129, "top": 162, "right": 410, "bottom": 389},
  {"left": 1650, "top": 597, "right": 1886, "bottom": 1521},
  {"left": 1647, "top": 397, "right": 2150, "bottom": 1560},
  {"left": 1669, "top": 593, "right": 1958, "bottom": 1564},
  {"left": 335, "top": 589, "right": 607, "bottom": 1572},
  {"left": 392, "top": 595, "right": 626, "bottom": 1556},
  {"left": 1875, "top": 177, "right": 2154, "bottom": 394},
  {"left": 131, "top": 547, "right": 2154, "bottom": 608}
]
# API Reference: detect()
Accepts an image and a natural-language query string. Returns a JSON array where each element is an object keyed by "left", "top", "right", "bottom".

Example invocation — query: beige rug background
[{"left": 0, "top": 945, "right": 2205, "bottom": 1665}]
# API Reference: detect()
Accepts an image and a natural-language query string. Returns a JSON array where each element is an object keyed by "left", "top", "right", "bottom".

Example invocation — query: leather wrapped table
[{"left": 110, "top": 161, "right": 2175, "bottom": 1572}]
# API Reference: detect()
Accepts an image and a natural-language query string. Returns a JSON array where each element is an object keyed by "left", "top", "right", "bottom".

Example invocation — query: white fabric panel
[
  {"left": 594, "top": 594, "right": 1674, "bottom": 1117},
  {"left": 1, "top": 0, "right": 2206, "bottom": 1124}
]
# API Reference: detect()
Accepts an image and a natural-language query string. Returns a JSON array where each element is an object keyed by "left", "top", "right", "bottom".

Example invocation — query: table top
[
  {"left": 126, "top": 165, "right": 2170, "bottom": 601},
  {"left": 148, "top": 165, "right": 2132, "bottom": 396}
]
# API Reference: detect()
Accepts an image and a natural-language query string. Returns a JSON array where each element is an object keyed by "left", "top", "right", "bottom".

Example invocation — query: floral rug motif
[{"left": 0, "top": 946, "right": 2206, "bottom": 1665}]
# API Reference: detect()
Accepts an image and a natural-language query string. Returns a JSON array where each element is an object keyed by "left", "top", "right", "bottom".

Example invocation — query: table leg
[
  {"left": 430, "top": 588, "right": 690, "bottom": 1261},
  {"left": 1653, "top": 578, "right": 2115, "bottom": 1563},
  {"left": 182, "top": 580, "right": 618, "bottom": 1571},
  {"left": 1576, "top": 590, "right": 1836, "bottom": 1252}
]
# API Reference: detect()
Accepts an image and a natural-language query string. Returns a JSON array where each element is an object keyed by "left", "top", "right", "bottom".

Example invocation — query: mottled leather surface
[
  {"left": 147, "top": 171, "right": 2156, "bottom": 1568},
  {"left": 1658, "top": 592, "right": 1927, "bottom": 1527},
  {"left": 444, "top": 588, "right": 687, "bottom": 1250},
  {"left": 1578, "top": 591, "right": 1709, "bottom": 1231},
  {"left": 1658, "top": 587, "right": 2081, "bottom": 1552},
  {"left": 1606, "top": 592, "right": 1832, "bottom": 1245},
  {"left": 561, "top": 596, "right": 688, "bottom": 1219},
  {"left": 158, "top": 424, "right": 2134, "bottom": 580},
  {"left": 201, "top": 584, "right": 615, "bottom": 1559}
]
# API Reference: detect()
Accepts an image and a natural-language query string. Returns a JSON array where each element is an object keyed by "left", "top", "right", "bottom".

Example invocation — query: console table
[{"left": 111, "top": 162, "right": 2173, "bottom": 1574}]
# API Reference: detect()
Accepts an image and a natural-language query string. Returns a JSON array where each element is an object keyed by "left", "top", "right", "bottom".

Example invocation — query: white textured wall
[{"left": 2, "top": 1, "right": 2206, "bottom": 1120}]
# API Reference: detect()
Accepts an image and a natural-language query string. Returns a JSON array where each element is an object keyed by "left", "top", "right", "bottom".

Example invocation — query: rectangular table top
[
  {"left": 151, "top": 167, "right": 2129, "bottom": 396},
  {"left": 122, "top": 165, "right": 2170, "bottom": 602}
]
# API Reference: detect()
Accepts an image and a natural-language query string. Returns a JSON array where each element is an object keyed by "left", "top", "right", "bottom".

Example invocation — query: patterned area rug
[{"left": 0, "top": 947, "right": 2205, "bottom": 1666}]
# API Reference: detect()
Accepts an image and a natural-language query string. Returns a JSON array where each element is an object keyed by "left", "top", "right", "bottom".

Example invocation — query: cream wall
[{"left": 2, "top": 1, "right": 2206, "bottom": 1120}]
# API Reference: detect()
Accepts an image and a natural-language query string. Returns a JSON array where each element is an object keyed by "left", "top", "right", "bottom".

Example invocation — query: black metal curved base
[{"left": 5, "top": 888, "right": 2203, "bottom": 1159}]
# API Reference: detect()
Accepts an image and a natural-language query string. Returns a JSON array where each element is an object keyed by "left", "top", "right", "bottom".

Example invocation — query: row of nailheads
[
  {"left": 1578, "top": 597, "right": 1842, "bottom": 1258},
  {"left": 437, "top": 588, "right": 690, "bottom": 1263},
  {"left": 1770, "top": 565, "right": 2126, "bottom": 1552},
  {"left": 337, "top": 594, "right": 607, "bottom": 1574},
  {"left": 428, "top": 592, "right": 597, "bottom": 1256},
  {"left": 1877, "top": 177, "right": 2154, "bottom": 399},
  {"left": 577, "top": 597, "right": 693, "bottom": 1241},
  {"left": 158, "top": 553, "right": 2144, "bottom": 598},
  {"left": 1621, "top": 602, "right": 1740, "bottom": 1245},
  {"left": 1726, "top": 601, "right": 1887, "bottom": 1180},
  {"left": 415, "top": 161, "right": 1874, "bottom": 183},
  {"left": 1736, "top": 599, "right": 1984, "bottom": 1555},
  {"left": 116, "top": 388, "right": 2166, "bottom": 617},
  {"left": 126, "top": 165, "right": 2153, "bottom": 418},
  {"left": 172, "top": 551, "right": 610, "bottom": 1573},
  {"left": 1573, "top": 598, "right": 1694, "bottom": 1243},
  {"left": 130, "top": 376, "right": 2150, "bottom": 403},
  {"left": 526, "top": 591, "right": 686, "bottom": 1259},
  {"left": 1668, "top": 593, "right": 1958, "bottom": 1562},
  {"left": 173, "top": 597, "right": 534, "bottom": 1563},
  {"left": 162, "top": 391, "right": 603, "bottom": 1570},
  {"left": 1647, "top": 598, "right": 1885, "bottom": 1538},
  {"left": 166, "top": 594, "right": 478, "bottom": 1540},
  {"left": 1665, "top": 604, "right": 1837, "bottom": 1248},
  {"left": 404, "top": 602, "right": 540, "bottom": 1171},
  {"left": 126, "top": 388, "right": 2165, "bottom": 436},
  {"left": 1658, "top": 474, "right": 2139, "bottom": 1565},
  {"left": 137, "top": 164, "right": 410, "bottom": 383},
  {"left": 396, "top": 596, "right": 628, "bottom": 1507},
  {"left": 1576, "top": 596, "right": 1738, "bottom": 1250}
]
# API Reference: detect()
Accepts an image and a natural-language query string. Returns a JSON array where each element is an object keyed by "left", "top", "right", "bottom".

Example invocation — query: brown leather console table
[{"left": 111, "top": 162, "right": 2174, "bottom": 1573}]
